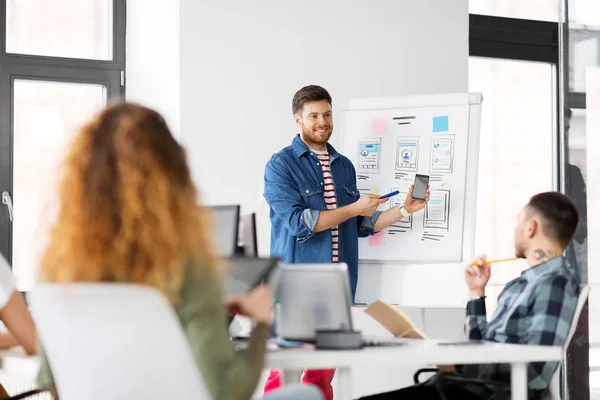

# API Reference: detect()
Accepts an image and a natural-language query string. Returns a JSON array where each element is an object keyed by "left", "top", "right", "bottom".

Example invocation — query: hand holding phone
[
  {"left": 412, "top": 174, "right": 429, "bottom": 201},
  {"left": 401, "top": 175, "right": 430, "bottom": 215}
]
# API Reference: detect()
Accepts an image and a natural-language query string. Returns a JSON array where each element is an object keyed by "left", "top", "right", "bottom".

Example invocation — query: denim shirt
[{"left": 263, "top": 134, "right": 381, "bottom": 299}]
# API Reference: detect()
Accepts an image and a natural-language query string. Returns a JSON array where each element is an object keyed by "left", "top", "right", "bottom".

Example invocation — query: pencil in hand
[{"left": 470, "top": 257, "right": 518, "bottom": 267}]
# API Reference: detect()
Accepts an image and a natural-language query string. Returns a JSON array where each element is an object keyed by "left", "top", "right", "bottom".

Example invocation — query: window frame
[
  {"left": 470, "top": 13, "right": 563, "bottom": 188},
  {"left": 470, "top": 11, "right": 590, "bottom": 399},
  {"left": 0, "top": 0, "right": 126, "bottom": 71},
  {"left": 470, "top": 14, "right": 559, "bottom": 63},
  {"left": 0, "top": 0, "right": 126, "bottom": 270}
]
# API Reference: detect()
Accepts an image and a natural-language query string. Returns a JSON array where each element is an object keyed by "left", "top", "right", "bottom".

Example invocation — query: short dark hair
[
  {"left": 526, "top": 192, "right": 579, "bottom": 249},
  {"left": 292, "top": 85, "right": 332, "bottom": 115}
]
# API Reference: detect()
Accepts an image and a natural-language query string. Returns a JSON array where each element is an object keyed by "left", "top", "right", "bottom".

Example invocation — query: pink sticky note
[
  {"left": 371, "top": 118, "right": 387, "bottom": 134},
  {"left": 368, "top": 230, "right": 385, "bottom": 246}
]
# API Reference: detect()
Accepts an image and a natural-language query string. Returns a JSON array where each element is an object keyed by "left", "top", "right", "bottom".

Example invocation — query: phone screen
[{"left": 412, "top": 174, "right": 429, "bottom": 200}]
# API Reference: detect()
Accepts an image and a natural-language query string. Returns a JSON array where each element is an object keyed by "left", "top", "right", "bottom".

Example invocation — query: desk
[
  {"left": 266, "top": 340, "right": 562, "bottom": 400},
  {"left": 0, "top": 342, "right": 563, "bottom": 400}
]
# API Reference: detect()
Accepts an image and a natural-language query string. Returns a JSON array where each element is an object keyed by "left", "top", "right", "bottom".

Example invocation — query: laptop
[
  {"left": 275, "top": 263, "right": 405, "bottom": 347},
  {"left": 220, "top": 256, "right": 279, "bottom": 297}
]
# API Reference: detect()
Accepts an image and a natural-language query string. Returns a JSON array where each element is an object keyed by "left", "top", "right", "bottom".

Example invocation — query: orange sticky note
[
  {"left": 371, "top": 118, "right": 387, "bottom": 134},
  {"left": 369, "top": 230, "right": 385, "bottom": 246}
]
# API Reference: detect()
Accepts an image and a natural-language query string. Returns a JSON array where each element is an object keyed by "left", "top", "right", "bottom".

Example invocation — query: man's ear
[
  {"left": 528, "top": 218, "right": 539, "bottom": 239},
  {"left": 294, "top": 114, "right": 302, "bottom": 128}
]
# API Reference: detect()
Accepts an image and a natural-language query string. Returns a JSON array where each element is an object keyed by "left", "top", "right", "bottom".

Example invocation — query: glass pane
[
  {"left": 591, "top": 285, "right": 600, "bottom": 351},
  {"left": 591, "top": 283, "right": 600, "bottom": 398},
  {"left": 6, "top": 0, "right": 112, "bottom": 60},
  {"left": 469, "top": 58, "right": 554, "bottom": 300},
  {"left": 565, "top": 108, "right": 587, "bottom": 281},
  {"left": 569, "top": 109, "right": 587, "bottom": 173},
  {"left": 13, "top": 80, "right": 105, "bottom": 290},
  {"left": 569, "top": 0, "right": 600, "bottom": 25},
  {"left": 593, "top": 370, "right": 600, "bottom": 400},
  {"left": 566, "top": 1, "right": 600, "bottom": 393},
  {"left": 569, "top": 28, "right": 600, "bottom": 92},
  {"left": 588, "top": 67, "right": 600, "bottom": 394},
  {"left": 589, "top": 69, "right": 600, "bottom": 286},
  {"left": 469, "top": 0, "right": 558, "bottom": 22}
]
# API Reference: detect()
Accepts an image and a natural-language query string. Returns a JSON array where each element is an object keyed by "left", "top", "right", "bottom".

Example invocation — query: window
[
  {"left": 568, "top": 0, "right": 600, "bottom": 25},
  {"left": 469, "top": 0, "right": 559, "bottom": 22},
  {"left": 585, "top": 67, "right": 600, "bottom": 396},
  {"left": 0, "top": 1, "right": 125, "bottom": 290},
  {"left": 569, "top": 108, "right": 587, "bottom": 172},
  {"left": 6, "top": 0, "right": 113, "bottom": 60},
  {"left": 569, "top": 28, "right": 600, "bottom": 92},
  {"left": 469, "top": 57, "right": 555, "bottom": 313},
  {"left": 470, "top": 10, "right": 593, "bottom": 397},
  {"left": 12, "top": 81, "right": 106, "bottom": 288}
]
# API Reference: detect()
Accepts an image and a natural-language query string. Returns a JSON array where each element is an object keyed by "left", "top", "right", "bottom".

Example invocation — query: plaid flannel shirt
[{"left": 461, "top": 256, "right": 580, "bottom": 398}]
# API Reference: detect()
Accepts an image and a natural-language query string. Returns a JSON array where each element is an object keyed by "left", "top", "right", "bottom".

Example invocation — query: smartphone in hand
[{"left": 412, "top": 174, "right": 429, "bottom": 201}]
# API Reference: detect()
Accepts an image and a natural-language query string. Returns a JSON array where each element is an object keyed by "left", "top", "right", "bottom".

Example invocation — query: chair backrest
[
  {"left": 564, "top": 285, "right": 590, "bottom": 349},
  {"left": 29, "top": 283, "right": 211, "bottom": 400},
  {"left": 546, "top": 285, "right": 591, "bottom": 400}
]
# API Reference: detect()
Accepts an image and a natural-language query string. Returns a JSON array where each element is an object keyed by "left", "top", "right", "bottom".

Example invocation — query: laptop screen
[
  {"left": 275, "top": 264, "right": 354, "bottom": 341},
  {"left": 220, "top": 257, "right": 278, "bottom": 297}
]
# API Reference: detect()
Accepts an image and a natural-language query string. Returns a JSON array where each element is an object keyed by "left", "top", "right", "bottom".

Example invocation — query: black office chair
[{"left": 413, "top": 368, "right": 510, "bottom": 400}]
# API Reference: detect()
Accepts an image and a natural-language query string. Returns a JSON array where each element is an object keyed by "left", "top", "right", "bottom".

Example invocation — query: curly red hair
[{"left": 41, "top": 102, "right": 219, "bottom": 302}]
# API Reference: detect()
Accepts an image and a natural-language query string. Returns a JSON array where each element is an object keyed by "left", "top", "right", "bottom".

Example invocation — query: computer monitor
[
  {"left": 275, "top": 263, "right": 354, "bottom": 341},
  {"left": 239, "top": 213, "right": 258, "bottom": 257},
  {"left": 210, "top": 205, "right": 240, "bottom": 257}
]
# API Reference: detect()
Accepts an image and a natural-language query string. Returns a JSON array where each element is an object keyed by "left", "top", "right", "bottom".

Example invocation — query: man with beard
[
  {"left": 359, "top": 192, "right": 581, "bottom": 400},
  {"left": 263, "top": 85, "right": 429, "bottom": 399}
]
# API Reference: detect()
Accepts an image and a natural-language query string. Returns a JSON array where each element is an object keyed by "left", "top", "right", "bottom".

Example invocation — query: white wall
[
  {"left": 178, "top": 0, "right": 469, "bottom": 306},
  {"left": 126, "top": 0, "right": 181, "bottom": 138}
]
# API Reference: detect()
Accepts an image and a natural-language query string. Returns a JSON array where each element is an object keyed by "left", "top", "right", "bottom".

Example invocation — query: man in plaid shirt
[{"left": 361, "top": 192, "right": 581, "bottom": 400}]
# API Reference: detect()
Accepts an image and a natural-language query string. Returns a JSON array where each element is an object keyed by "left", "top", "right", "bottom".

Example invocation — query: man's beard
[{"left": 301, "top": 125, "right": 332, "bottom": 147}]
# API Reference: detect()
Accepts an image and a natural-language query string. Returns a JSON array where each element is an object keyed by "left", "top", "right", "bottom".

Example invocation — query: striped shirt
[
  {"left": 462, "top": 257, "right": 579, "bottom": 398},
  {"left": 314, "top": 150, "right": 338, "bottom": 263}
]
